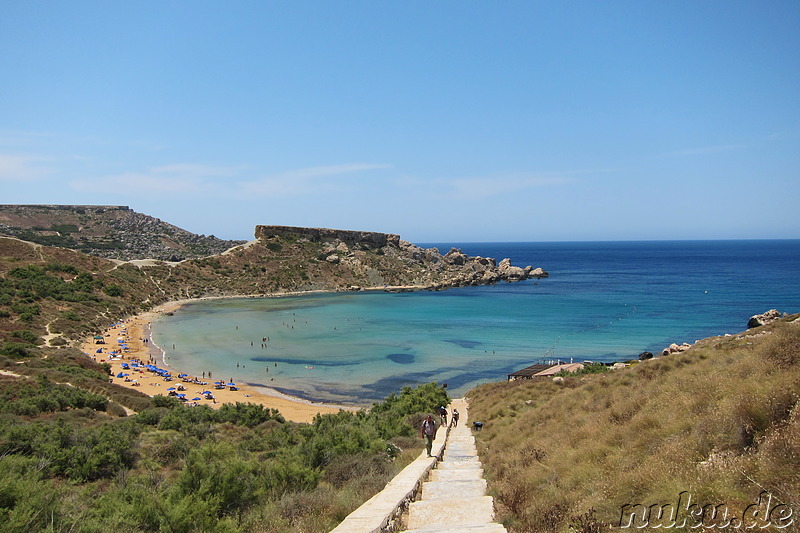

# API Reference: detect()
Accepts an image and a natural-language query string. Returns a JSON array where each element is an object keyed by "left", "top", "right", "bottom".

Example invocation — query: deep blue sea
[{"left": 152, "top": 240, "right": 800, "bottom": 405}]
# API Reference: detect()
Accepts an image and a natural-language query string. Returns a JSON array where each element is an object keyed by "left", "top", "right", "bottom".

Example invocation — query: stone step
[
  {"left": 402, "top": 523, "right": 507, "bottom": 533},
  {"left": 429, "top": 468, "right": 484, "bottom": 482},
  {"left": 420, "top": 479, "right": 487, "bottom": 499},
  {"left": 438, "top": 458, "right": 482, "bottom": 470},
  {"left": 447, "top": 439, "right": 476, "bottom": 450},
  {"left": 406, "top": 496, "right": 495, "bottom": 530},
  {"left": 444, "top": 449, "right": 478, "bottom": 459},
  {"left": 445, "top": 441, "right": 477, "bottom": 449}
]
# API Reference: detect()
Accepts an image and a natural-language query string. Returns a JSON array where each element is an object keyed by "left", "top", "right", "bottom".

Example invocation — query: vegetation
[
  {"left": 0, "top": 381, "right": 448, "bottom": 532},
  {"left": 9, "top": 212, "right": 797, "bottom": 531},
  {"left": 468, "top": 317, "right": 800, "bottom": 532}
]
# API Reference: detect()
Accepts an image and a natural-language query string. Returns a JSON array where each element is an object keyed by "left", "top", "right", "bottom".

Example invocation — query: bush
[
  {"left": 10, "top": 330, "right": 38, "bottom": 344},
  {"left": 0, "top": 343, "right": 32, "bottom": 358},
  {"left": 103, "top": 284, "right": 123, "bottom": 297}
]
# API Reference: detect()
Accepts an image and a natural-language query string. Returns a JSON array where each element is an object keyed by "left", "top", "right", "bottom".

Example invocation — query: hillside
[
  {"left": 0, "top": 205, "right": 552, "bottom": 531},
  {"left": 0, "top": 212, "right": 545, "bottom": 412},
  {"left": 0, "top": 204, "right": 246, "bottom": 261},
  {"left": 468, "top": 315, "right": 800, "bottom": 532},
  {"left": 0, "top": 213, "right": 545, "bottom": 347}
]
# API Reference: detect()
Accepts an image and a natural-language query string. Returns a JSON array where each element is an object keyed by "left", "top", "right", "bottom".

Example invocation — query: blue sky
[{"left": 1, "top": 1, "right": 798, "bottom": 243}]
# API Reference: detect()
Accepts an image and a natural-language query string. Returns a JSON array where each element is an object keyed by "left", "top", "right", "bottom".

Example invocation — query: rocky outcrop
[
  {"left": 662, "top": 342, "right": 693, "bottom": 356},
  {"left": 747, "top": 309, "right": 784, "bottom": 328},
  {"left": 407, "top": 246, "right": 548, "bottom": 291},
  {"left": 255, "top": 226, "right": 548, "bottom": 292},
  {"left": 0, "top": 207, "right": 550, "bottom": 296},
  {"left": 0, "top": 205, "right": 245, "bottom": 261}
]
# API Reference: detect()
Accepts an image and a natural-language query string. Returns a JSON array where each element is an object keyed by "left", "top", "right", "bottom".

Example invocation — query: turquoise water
[{"left": 152, "top": 240, "right": 800, "bottom": 405}]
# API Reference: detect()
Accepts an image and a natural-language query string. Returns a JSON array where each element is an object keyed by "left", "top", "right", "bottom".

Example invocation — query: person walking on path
[
  {"left": 421, "top": 414, "right": 438, "bottom": 457},
  {"left": 451, "top": 408, "right": 460, "bottom": 427},
  {"left": 439, "top": 405, "right": 448, "bottom": 426}
]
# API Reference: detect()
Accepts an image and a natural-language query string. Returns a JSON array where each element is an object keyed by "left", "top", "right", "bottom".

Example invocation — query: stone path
[
  {"left": 400, "top": 398, "right": 506, "bottom": 533},
  {"left": 330, "top": 398, "right": 505, "bottom": 533}
]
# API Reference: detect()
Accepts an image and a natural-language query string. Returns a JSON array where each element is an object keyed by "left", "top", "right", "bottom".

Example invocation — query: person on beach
[{"left": 421, "top": 415, "right": 438, "bottom": 457}]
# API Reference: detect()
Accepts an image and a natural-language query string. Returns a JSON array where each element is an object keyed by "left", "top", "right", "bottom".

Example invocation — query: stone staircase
[
  {"left": 330, "top": 398, "right": 505, "bottom": 533},
  {"left": 400, "top": 398, "right": 506, "bottom": 533}
]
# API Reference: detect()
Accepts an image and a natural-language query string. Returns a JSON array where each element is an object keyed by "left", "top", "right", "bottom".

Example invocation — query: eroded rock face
[{"left": 747, "top": 309, "right": 784, "bottom": 328}]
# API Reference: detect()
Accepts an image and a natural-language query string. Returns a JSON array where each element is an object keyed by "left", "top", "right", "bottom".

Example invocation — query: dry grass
[{"left": 468, "top": 316, "right": 800, "bottom": 532}]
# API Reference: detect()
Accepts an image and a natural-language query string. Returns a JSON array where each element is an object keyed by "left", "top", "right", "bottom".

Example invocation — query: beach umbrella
[
  {"left": 201, "top": 391, "right": 211, "bottom": 395},
  {"left": 166, "top": 387, "right": 176, "bottom": 391},
  {"left": 95, "top": 348, "right": 103, "bottom": 353},
  {"left": 178, "top": 373, "right": 188, "bottom": 378},
  {"left": 191, "top": 397, "right": 201, "bottom": 401},
  {"left": 177, "top": 393, "right": 186, "bottom": 397},
  {"left": 227, "top": 382, "right": 236, "bottom": 386}
]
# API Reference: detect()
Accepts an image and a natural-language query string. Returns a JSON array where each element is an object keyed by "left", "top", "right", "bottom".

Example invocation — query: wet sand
[{"left": 81, "top": 300, "right": 348, "bottom": 423}]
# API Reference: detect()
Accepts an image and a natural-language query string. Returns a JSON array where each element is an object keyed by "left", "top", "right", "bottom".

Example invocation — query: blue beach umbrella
[
  {"left": 116, "top": 372, "right": 124, "bottom": 378},
  {"left": 95, "top": 349, "right": 103, "bottom": 353},
  {"left": 227, "top": 382, "right": 236, "bottom": 386},
  {"left": 178, "top": 373, "right": 188, "bottom": 378},
  {"left": 166, "top": 387, "right": 176, "bottom": 391},
  {"left": 191, "top": 397, "right": 201, "bottom": 401}
]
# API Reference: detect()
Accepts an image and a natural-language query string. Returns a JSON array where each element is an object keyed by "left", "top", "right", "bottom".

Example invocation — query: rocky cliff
[{"left": 250, "top": 225, "right": 548, "bottom": 293}]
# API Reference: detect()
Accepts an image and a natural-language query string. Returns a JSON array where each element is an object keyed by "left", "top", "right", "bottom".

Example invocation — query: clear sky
[{"left": 1, "top": 1, "right": 798, "bottom": 243}]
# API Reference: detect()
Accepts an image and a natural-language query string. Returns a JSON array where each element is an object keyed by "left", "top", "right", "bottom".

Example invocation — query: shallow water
[{"left": 152, "top": 240, "right": 800, "bottom": 405}]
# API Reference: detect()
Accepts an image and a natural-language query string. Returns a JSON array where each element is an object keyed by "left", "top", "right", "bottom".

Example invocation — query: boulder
[
  {"left": 661, "top": 342, "right": 692, "bottom": 356},
  {"left": 504, "top": 265, "right": 527, "bottom": 280},
  {"left": 747, "top": 309, "right": 783, "bottom": 328},
  {"left": 528, "top": 267, "right": 549, "bottom": 278},
  {"left": 444, "top": 248, "right": 467, "bottom": 265}
]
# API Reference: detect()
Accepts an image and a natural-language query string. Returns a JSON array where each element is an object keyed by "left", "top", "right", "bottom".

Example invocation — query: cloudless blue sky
[{"left": 1, "top": 1, "right": 798, "bottom": 242}]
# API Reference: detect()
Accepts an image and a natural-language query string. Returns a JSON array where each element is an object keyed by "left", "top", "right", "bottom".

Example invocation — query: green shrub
[
  {"left": 0, "top": 342, "right": 31, "bottom": 358},
  {"left": 10, "top": 330, "right": 38, "bottom": 344},
  {"left": 103, "top": 284, "right": 123, "bottom": 297},
  {"left": 61, "top": 310, "right": 81, "bottom": 321}
]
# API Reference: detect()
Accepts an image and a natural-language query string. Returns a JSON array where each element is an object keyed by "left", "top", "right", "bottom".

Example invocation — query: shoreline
[{"left": 81, "top": 295, "right": 361, "bottom": 423}]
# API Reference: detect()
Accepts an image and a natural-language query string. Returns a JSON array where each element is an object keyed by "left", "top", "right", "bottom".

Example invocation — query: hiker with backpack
[{"left": 421, "top": 414, "right": 438, "bottom": 457}]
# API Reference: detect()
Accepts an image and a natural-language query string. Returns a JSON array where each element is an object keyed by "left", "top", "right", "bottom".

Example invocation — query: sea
[{"left": 151, "top": 240, "right": 800, "bottom": 406}]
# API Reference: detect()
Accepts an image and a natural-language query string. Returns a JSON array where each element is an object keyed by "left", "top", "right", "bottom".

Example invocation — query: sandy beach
[{"left": 81, "top": 300, "right": 347, "bottom": 423}]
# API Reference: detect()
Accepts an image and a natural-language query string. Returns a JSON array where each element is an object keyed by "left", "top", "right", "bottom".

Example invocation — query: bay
[{"left": 152, "top": 240, "right": 800, "bottom": 405}]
